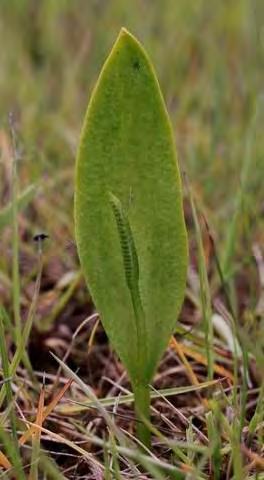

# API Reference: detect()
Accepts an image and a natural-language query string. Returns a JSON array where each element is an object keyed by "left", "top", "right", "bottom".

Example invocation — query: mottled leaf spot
[{"left": 132, "top": 59, "right": 140, "bottom": 70}]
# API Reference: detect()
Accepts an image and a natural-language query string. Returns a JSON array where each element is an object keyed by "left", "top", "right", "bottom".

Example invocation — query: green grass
[{"left": 0, "top": 0, "right": 263, "bottom": 478}]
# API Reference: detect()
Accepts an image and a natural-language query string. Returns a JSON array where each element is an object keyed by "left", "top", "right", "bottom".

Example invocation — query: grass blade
[
  {"left": 187, "top": 178, "right": 214, "bottom": 380},
  {"left": 29, "top": 384, "right": 45, "bottom": 480},
  {"left": 9, "top": 115, "right": 21, "bottom": 345},
  {"left": 0, "top": 184, "right": 37, "bottom": 232},
  {"left": 58, "top": 379, "right": 220, "bottom": 413}
]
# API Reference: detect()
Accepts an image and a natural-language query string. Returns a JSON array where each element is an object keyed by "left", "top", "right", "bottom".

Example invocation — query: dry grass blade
[
  {"left": 22, "top": 422, "right": 193, "bottom": 479},
  {"left": 22, "top": 421, "right": 103, "bottom": 473},
  {"left": 19, "top": 378, "right": 73, "bottom": 446},
  {"left": 51, "top": 313, "right": 98, "bottom": 394},
  {"left": 0, "top": 450, "right": 12, "bottom": 470},
  {"left": 241, "top": 444, "right": 264, "bottom": 470},
  {"left": 170, "top": 336, "right": 209, "bottom": 408},
  {"left": 51, "top": 353, "right": 131, "bottom": 448},
  {"left": 29, "top": 383, "right": 45, "bottom": 479},
  {"left": 170, "top": 338, "right": 234, "bottom": 382}
]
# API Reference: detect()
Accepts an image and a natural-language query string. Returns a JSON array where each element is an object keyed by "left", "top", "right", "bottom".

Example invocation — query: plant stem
[
  {"left": 133, "top": 382, "right": 151, "bottom": 448},
  {"left": 187, "top": 181, "right": 214, "bottom": 380},
  {"left": 9, "top": 115, "right": 21, "bottom": 344},
  {"left": 0, "top": 307, "right": 19, "bottom": 448},
  {"left": 131, "top": 289, "right": 151, "bottom": 447}
]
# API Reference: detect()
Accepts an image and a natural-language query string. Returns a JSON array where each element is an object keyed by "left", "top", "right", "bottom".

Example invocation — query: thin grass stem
[{"left": 9, "top": 114, "right": 21, "bottom": 344}]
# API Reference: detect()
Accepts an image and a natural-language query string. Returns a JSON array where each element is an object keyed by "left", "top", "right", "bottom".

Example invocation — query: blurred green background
[{"left": 0, "top": 0, "right": 263, "bottom": 254}]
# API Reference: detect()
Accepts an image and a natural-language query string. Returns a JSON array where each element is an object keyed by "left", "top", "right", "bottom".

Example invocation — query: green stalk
[
  {"left": 231, "top": 419, "right": 244, "bottom": 480},
  {"left": 206, "top": 407, "right": 221, "bottom": 480},
  {"left": 9, "top": 116, "right": 21, "bottom": 344},
  {"left": 133, "top": 381, "right": 151, "bottom": 448},
  {"left": 39, "top": 453, "right": 67, "bottom": 480},
  {"left": 222, "top": 108, "right": 257, "bottom": 280},
  {"left": 0, "top": 307, "right": 19, "bottom": 450},
  {"left": 248, "top": 380, "right": 264, "bottom": 439},
  {"left": 0, "top": 253, "right": 43, "bottom": 407},
  {"left": 0, "top": 426, "right": 26, "bottom": 480},
  {"left": 131, "top": 291, "right": 151, "bottom": 447},
  {"left": 9, "top": 119, "right": 35, "bottom": 382},
  {"left": 187, "top": 180, "right": 214, "bottom": 380}
]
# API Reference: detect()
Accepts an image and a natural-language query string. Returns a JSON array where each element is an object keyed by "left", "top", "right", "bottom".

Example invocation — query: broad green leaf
[{"left": 75, "top": 28, "right": 187, "bottom": 388}]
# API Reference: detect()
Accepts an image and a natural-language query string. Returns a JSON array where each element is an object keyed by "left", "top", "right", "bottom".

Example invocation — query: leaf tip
[
  {"left": 116, "top": 27, "right": 141, "bottom": 50},
  {"left": 119, "top": 27, "right": 133, "bottom": 39}
]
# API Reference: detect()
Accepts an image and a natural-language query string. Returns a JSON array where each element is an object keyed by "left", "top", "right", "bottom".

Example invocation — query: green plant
[{"left": 75, "top": 28, "right": 188, "bottom": 446}]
